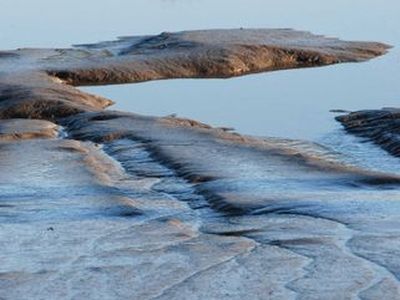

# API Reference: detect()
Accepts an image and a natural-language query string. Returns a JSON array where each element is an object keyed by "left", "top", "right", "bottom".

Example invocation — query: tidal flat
[{"left": 0, "top": 28, "right": 400, "bottom": 299}]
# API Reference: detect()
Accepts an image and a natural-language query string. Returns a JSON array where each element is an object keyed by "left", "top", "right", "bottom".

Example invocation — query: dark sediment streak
[{"left": 64, "top": 110, "right": 400, "bottom": 215}]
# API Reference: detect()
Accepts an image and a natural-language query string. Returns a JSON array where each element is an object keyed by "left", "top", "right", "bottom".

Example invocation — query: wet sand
[{"left": 1, "top": 29, "right": 399, "bottom": 299}]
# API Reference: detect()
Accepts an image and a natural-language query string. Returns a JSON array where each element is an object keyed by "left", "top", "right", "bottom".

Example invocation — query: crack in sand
[{"left": 150, "top": 239, "right": 258, "bottom": 300}]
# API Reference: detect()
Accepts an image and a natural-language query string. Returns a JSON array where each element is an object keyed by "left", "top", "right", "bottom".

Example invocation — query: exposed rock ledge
[
  {"left": 1, "top": 29, "right": 400, "bottom": 299},
  {"left": 337, "top": 108, "right": 400, "bottom": 157}
]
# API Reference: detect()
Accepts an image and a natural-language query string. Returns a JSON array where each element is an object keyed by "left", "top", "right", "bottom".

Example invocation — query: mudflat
[{"left": 1, "top": 29, "right": 399, "bottom": 299}]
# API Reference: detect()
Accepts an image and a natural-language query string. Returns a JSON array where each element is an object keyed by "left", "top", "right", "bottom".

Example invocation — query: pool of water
[
  {"left": 2, "top": 0, "right": 400, "bottom": 140},
  {"left": 85, "top": 52, "right": 399, "bottom": 140}
]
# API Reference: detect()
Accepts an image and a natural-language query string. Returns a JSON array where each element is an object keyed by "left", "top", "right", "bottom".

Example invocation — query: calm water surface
[{"left": 2, "top": 0, "right": 399, "bottom": 141}]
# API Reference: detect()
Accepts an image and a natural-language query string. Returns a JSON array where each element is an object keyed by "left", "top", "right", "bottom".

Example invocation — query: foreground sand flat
[{"left": 1, "top": 29, "right": 399, "bottom": 299}]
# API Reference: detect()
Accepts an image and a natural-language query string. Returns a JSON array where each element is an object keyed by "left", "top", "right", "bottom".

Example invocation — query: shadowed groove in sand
[{"left": 62, "top": 111, "right": 400, "bottom": 219}]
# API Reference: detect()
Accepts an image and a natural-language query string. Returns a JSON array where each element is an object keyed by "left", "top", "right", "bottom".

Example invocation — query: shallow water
[{"left": 85, "top": 54, "right": 399, "bottom": 140}]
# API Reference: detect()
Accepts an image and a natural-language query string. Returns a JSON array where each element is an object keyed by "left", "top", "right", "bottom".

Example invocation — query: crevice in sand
[
  {"left": 203, "top": 211, "right": 400, "bottom": 299},
  {"left": 149, "top": 239, "right": 258, "bottom": 300},
  {"left": 270, "top": 213, "right": 398, "bottom": 299}
]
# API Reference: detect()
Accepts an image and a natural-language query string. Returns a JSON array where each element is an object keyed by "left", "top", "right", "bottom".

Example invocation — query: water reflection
[{"left": 84, "top": 48, "right": 399, "bottom": 140}]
